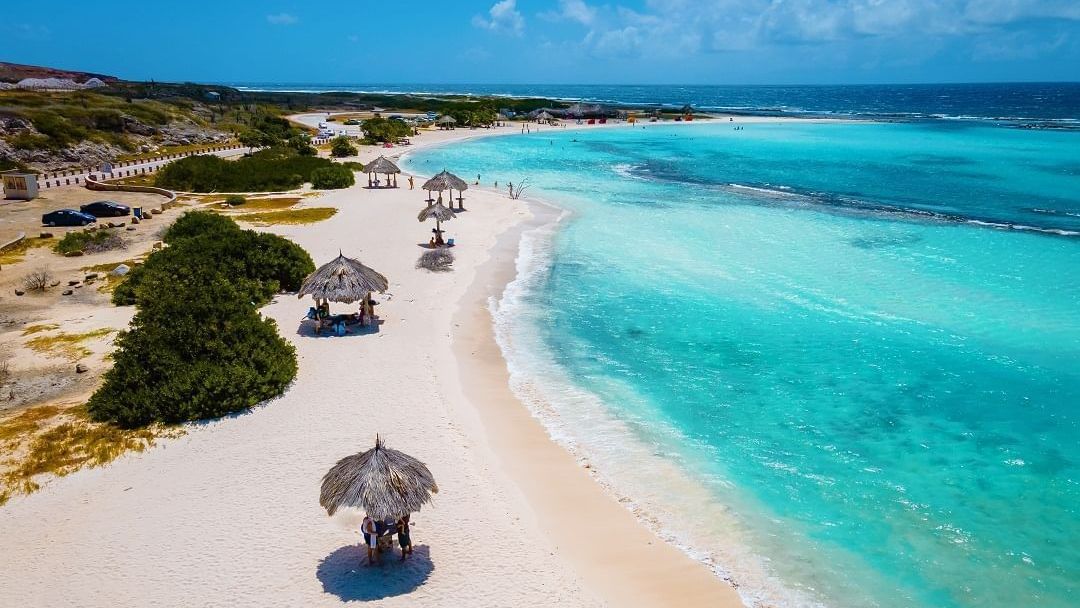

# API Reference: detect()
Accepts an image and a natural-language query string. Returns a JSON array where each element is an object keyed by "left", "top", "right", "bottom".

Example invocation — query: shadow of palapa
[
  {"left": 296, "top": 318, "right": 384, "bottom": 338},
  {"left": 316, "top": 544, "right": 434, "bottom": 601}
]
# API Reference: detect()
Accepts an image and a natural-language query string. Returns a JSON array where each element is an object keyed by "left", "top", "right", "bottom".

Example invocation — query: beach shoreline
[
  {"left": 0, "top": 118, "right": 760, "bottom": 607},
  {"left": 449, "top": 195, "right": 746, "bottom": 607}
]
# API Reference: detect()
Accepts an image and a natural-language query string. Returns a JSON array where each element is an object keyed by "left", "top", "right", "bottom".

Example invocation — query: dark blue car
[
  {"left": 80, "top": 200, "right": 130, "bottom": 218},
  {"left": 42, "top": 209, "right": 97, "bottom": 227}
]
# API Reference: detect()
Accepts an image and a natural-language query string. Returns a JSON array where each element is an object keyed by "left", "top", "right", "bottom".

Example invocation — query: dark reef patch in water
[{"left": 848, "top": 233, "right": 923, "bottom": 249}]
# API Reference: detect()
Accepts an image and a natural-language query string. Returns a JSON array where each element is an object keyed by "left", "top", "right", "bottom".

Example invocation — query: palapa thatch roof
[
  {"left": 421, "top": 170, "right": 468, "bottom": 193},
  {"left": 298, "top": 253, "right": 389, "bottom": 304},
  {"left": 320, "top": 436, "right": 438, "bottom": 519},
  {"left": 417, "top": 201, "right": 457, "bottom": 223},
  {"left": 536, "top": 111, "right": 553, "bottom": 120},
  {"left": 436, "top": 115, "right": 457, "bottom": 124},
  {"left": 363, "top": 155, "right": 400, "bottom": 175}
]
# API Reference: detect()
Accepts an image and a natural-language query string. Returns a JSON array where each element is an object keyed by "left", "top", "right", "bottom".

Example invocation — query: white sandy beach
[{"left": 0, "top": 122, "right": 746, "bottom": 607}]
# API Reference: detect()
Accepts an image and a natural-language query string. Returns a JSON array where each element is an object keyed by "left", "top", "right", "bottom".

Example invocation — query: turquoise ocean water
[{"left": 405, "top": 121, "right": 1079, "bottom": 607}]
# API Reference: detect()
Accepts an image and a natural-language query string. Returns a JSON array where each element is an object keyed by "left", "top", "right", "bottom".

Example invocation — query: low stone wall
[
  {"left": 36, "top": 144, "right": 247, "bottom": 190},
  {"left": 0, "top": 232, "right": 27, "bottom": 253},
  {"left": 85, "top": 175, "right": 177, "bottom": 209}
]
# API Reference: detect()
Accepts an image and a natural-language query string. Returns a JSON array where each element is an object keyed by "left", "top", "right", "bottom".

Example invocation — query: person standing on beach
[
  {"left": 408, "top": 175, "right": 414, "bottom": 190},
  {"left": 508, "top": 181, "right": 513, "bottom": 197},
  {"left": 397, "top": 514, "right": 413, "bottom": 560},
  {"left": 362, "top": 515, "right": 379, "bottom": 565},
  {"left": 476, "top": 173, "right": 480, "bottom": 185}
]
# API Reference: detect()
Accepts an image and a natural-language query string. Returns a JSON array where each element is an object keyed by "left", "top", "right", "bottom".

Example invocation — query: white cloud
[
  {"left": 472, "top": 0, "right": 525, "bottom": 36},
  {"left": 559, "top": 0, "right": 1080, "bottom": 61},
  {"left": 266, "top": 13, "right": 298, "bottom": 25},
  {"left": 545, "top": 0, "right": 597, "bottom": 25}
]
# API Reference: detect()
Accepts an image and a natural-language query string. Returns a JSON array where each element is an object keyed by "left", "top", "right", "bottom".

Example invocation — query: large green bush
[
  {"left": 361, "top": 117, "right": 413, "bottom": 143},
  {"left": 154, "top": 147, "right": 335, "bottom": 192},
  {"left": 310, "top": 165, "right": 355, "bottom": 189},
  {"left": 91, "top": 212, "right": 311, "bottom": 427},
  {"left": 88, "top": 263, "right": 297, "bottom": 427},
  {"left": 114, "top": 211, "right": 314, "bottom": 306},
  {"left": 330, "top": 136, "right": 357, "bottom": 158}
]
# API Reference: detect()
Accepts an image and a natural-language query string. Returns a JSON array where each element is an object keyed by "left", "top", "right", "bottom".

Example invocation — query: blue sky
[{"left": 2, "top": 1, "right": 1078, "bottom": 84}]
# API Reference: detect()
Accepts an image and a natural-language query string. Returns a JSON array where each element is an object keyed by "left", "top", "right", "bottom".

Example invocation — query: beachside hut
[
  {"left": 536, "top": 111, "right": 554, "bottom": 124},
  {"left": 363, "top": 155, "right": 401, "bottom": 188},
  {"left": 298, "top": 253, "right": 389, "bottom": 334},
  {"left": 422, "top": 170, "right": 469, "bottom": 211},
  {"left": 320, "top": 435, "right": 439, "bottom": 520},
  {"left": 418, "top": 200, "right": 456, "bottom": 246},
  {"left": 435, "top": 115, "right": 457, "bottom": 130}
]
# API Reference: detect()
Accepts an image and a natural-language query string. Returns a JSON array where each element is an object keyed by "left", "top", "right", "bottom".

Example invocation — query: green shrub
[
  {"left": 360, "top": 117, "right": 413, "bottom": 143},
  {"left": 162, "top": 209, "right": 239, "bottom": 242},
  {"left": 91, "top": 212, "right": 310, "bottom": 427},
  {"left": 225, "top": 195, "right": 247, "bottom": 207},
  {"left": 330, "top": 136, "right": 357, "bottom": 158},
  {"left": 114, "top": 211, "right": 313, "bottom": 306},
  {"left": 155, "top": 147, "right": 337, "bottom": 192},
  {"left": 55, "top": 230, "right": 125, "bottom": 255},
  {"left": 88, "top": 264, "right": 298, "bottom": 427},
  {"left": 310, "top": 165, "right": 355, "bottom": 190}
]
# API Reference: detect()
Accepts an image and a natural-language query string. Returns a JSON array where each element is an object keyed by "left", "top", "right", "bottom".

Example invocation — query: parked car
[
  {"left": 42, "top": 209, "right": 97, "bottom": 227},
  {"left": 343, "top": 119, "right": 360, "bottom": 125},
  {"left": 80, "top": 200, "right": 130, "bottom": 217}
]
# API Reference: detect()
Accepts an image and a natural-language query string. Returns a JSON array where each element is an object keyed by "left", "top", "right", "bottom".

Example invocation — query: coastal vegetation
[
  {"left": 329, "top": 135, "right": 357, "bottom": 157},
  {"left": 360, "top": 116, "right": 413, "bottom": 143},
  {"left": 0, "top": 236, "right": 56, "bottom": 265},
  {"left": 55, "top": 229, "right": 126, "bottom": 255},
  {"left": 154, "top": 147, "right": 344, "bottom": 192},
  {"left": 91, "top": 212, "right": 312, "bottom": 427},
  {"left": 25, "top": 328, "right": 116, "bottom": 361},
  {"left": 310, "top": 165, "right": 355, "bottom": 189},
  {"left": 234, "top": 207, "right": 338, "bottom": 226},
  {"left": 0, "top": 404, "right": 171, "bottom": 506},
  {"left": 20, "top": 267, "right": 53, "bottom": 292},
  {"left": 112, "top": 211, "right": 312, "bottom": 305}
]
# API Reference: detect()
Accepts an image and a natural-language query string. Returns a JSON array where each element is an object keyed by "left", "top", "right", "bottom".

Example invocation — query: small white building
[{"left": 2, "top": 170, "right": 38, "bottom": 200}]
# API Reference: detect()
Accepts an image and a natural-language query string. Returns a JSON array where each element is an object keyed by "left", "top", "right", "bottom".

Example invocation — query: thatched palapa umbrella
[
  {"left": 299, "top": 253, "right": 389, "bottom": 304},
  {"left": 422, "top": 170, "right": 469, "bottom": 210},
  {"left": 418, "top": 200, "right": 456, "bottom": 245},
  {"left": 320, "top": 435, "right": 438, "bottom": 519},
  {"left": 298, "top": 253, "right": 388, "bottom": 330},
  {"left": 363, "top": 155, "right": 401, "bottom": 188},
  {"left": 435, "top": 115, "right": 456, "bottom": 130},
  {"left": 536, "top": 111, "right": 553, "bottom": 123}
]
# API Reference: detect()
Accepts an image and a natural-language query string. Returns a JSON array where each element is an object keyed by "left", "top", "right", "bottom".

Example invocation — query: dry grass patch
[
  {"left": 231, "top": 196, "right": 304, "bottom": 211},
  {"left": 0, "top": 405, "right": 179, "bottom": 506},
  {"left": 0, "top": 237, "right": 58, "bottom": 266},
  {"left": 0, "top": 405, "right": 62, "bottom": 447},
  {"left": 25, "top": 328, "right": 116, "bottom": 361},
  {"left": 235, "top": 207, "right": 337, "bottom": 225},
  {"left": 21, "top": 324, "right": 59, "bottom": 336}
]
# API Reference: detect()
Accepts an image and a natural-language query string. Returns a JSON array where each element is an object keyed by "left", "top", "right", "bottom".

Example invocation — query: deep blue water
[{"left": 238, "top": 82, "right": 1080, "bottom": 127}]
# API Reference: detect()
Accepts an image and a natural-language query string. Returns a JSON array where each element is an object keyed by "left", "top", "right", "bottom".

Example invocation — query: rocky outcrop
[{"left": 0, "top": 116, "right": 230, "bottom": 171}]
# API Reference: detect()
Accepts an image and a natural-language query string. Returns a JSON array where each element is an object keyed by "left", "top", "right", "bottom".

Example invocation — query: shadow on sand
[
  {"left": 295, "top": 319, "right": 384, "bottom": 338},
  {"left": 317, "top": 544, "right": 434, "bottom": 601}
]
